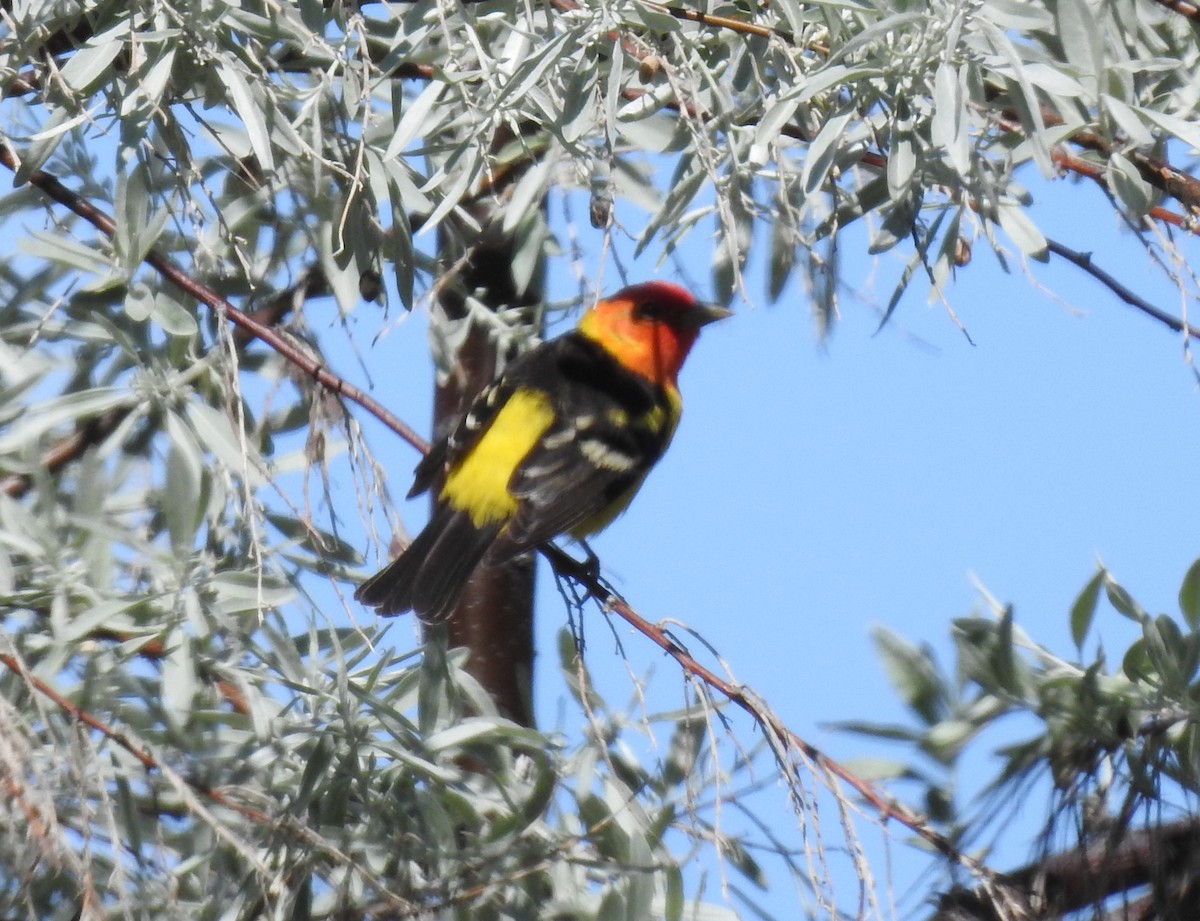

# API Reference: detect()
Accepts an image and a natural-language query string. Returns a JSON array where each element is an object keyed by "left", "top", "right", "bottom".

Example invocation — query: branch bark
[
  {"left": 932, "top": 819, "right": 1200, "bottom": 921},
  {"left": 428, "top": 217, "right": 543, "bottom": 728}
]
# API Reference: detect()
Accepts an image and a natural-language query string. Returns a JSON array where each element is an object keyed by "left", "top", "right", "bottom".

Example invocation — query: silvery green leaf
[
  {"left": 0, "top": 388, "right": 132, "bottom": 455},
  {"left": 888, "top": 131, "right": 918, "bottom": 201},
  {"left": 1139, "top": 107, "right": 1200, "bottom": 154},
  {"left": 161, "top": 631, "right": 197, "bottom": 730},
  {"left": 996, "top": 200, "right": 1047, "bottom": 259},
  {"left": 60, "top": 36, "right": 125, "bottom": 94},
  {"left": 384, "top": 81, "right": 446, "bottom": 161},
  {"left": 165, "top": 441, "right": 202, "bottom": 556},
  {"left": 756, "top": 93, "right": 802, "bottom": 147},
  {"left": 932, "top": 62, "right": 970, "bottom": 176},
  {"left": 802, "top": 107, "right": 854, "bottom": 195},
  {"left": 20, "top": 230, "right": 112, "bottom": 276},
  {"left": 218, "top": 60, "right": 274, "bottom": 172},
  {"left": 183, "top": 401, "right": 266, "bottom": 486},
  {"left": 1109, "top": 152, "right": 1153, "bottom": 216},
  {"left": 1102, "top": 95, "right": 1154, "bottom": 148},
  {"left": 1056, "top": 0, "right": 1103, "bottom": 78},
  {"left": 138, "top": 48, "right": 176, "bottom": 109}
]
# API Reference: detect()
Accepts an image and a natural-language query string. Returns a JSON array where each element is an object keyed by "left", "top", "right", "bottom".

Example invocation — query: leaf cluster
[{"left": 845, "top": 559, "right": 1200, "bottom": 880}]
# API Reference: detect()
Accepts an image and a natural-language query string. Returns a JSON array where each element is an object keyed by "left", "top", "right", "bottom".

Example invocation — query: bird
[{"left": 355, "top": 281, "right": 731, "bottom": 622}]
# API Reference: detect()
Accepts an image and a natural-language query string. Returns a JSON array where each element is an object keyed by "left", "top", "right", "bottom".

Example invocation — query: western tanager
[{"left": 355, "top": 281, "right": 730, "bottom": 621}]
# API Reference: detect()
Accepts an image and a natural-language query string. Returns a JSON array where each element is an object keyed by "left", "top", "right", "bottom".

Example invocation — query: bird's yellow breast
[{"left": 440, "top": 388, "right": 555, "bottom": 528}]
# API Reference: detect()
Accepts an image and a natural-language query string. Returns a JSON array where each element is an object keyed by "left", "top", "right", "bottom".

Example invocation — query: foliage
[
  {"left": 2, "top": 0, "right": 1200, "bottom": 919},
  {"left": 1, "top": 612, "right": 760, "bottom": 919},
  {"left": 844, "top": 560, "right": 1200, "bottom": 914},
  {"left": 5, "top": 0, "right": 1199, "bottom": 324}
]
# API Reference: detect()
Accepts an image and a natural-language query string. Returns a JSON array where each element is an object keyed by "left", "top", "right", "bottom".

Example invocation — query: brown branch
[
  {"left": 0, "top": 648, "right": 276, "bottom": 825},
  {"left": 539, "top": 544, "right": 991, "bottom": 877},
  {"left": 0, "top": 648, "right": 441, "bottom": 915},
  {"left": 3, "top": 67, "right": 41, "bottom": 96},
  {"left": 1, "top": 651, "right": 159, "bottom": 771},
  {"left": 0, "top": 144, "right": 429, "bottom": 457},
  {"left": 1068, "top": 124, "right": 1200, "bottom": 215},
  {"left": 1050, "top": 147, "right": 1191, "bottom": 230},
  {"left": 1045, "top": 237, "right": 1200, "bottom": 338},
  {"left": 0, "top": 264, "right": 336, "bottom": 497},
  {"left": 638, "top": 1, "right": 795, "bottom": 44},
  {"left": 933, "top": 819, "right": 1200, "bottom": 920},
  {"left": 1, "top": 405, "right": 133, "bottom": 498},
  {"left": 232, "top": 264, "right": 331, "bottom": 347},
  {"left": 1151, "top": 0, "right": 1200, "bottom": 19}
]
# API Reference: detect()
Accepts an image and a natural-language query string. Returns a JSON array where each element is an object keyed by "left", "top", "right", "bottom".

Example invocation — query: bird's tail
[{"left": 355, "top": 505, "right": 499, "bottom": 622}]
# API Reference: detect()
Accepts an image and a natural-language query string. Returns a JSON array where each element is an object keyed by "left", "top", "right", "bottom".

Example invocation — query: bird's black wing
[{"left": 487, "top": 334, "right": 676, "bottom": 560}]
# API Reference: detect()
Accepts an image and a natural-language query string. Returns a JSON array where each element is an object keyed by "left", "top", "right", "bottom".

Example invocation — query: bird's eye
[{"left": 634, "top": 301, "right": 662, "bottom": 320}]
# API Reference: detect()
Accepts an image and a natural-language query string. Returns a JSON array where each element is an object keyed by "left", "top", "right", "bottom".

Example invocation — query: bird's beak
[{"left": 686, "top": 303, "right": 734, "bottom": 328}]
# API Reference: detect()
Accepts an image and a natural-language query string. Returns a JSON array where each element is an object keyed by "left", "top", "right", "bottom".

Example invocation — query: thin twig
[
  {"left": 538, "top": 544, "right": 994, "bottom": 880},
  {"left": 0, "top": 650, "right": 422, "bottom": 911},
  {"left": 0, "top": 145, "right": 429, "bottom": 457},
  {"left": 1045, "top": 237, "right": 1200, "bottom": 338}
]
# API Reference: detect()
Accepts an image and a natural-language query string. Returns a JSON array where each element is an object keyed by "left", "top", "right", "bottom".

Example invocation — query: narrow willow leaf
[
  {"left": 0, "top": 388, "right": 132, "bottom": 455},
  {"left": 887, "top": 132, "right": 918, "bottom": 201},
  {"left": 996, "top": 201, "right": 1047, "bottom": 259},
  {"left": 662, "top": 866, "right": 684, "bottom": 921},
  {"left": 495, "top": 29, "right": 574, "bottom": 108},
  {"left": 932, "top": 62, "right": 969, "bottom": 175},
  {"left": 17, "top": 108, "right": 80, "bottom": 182},
  {"left": 1139, "top": 107, "right": 1200, "bottom": 154},
  {"left": 796, "top": 64, "right": 879, "bottom": 104},
  {"left": 60, "top": 36, "right": 124, "bottom": 94},
  {"left": 162, "top": 631, "right": 197, "bottom": 730},
  {"left": 139, "top": 48, "right": 176, "bottom": 109},
  {"left": 165, "top": 441, "right": 202, "bottom": 556},
  {"left": 1070, "top": 568, "right": 1105, "bottom": 647},
  {"left": 802, "top": 108, "right": 854, "bottom": 195},
  {"left": 872, "top": 627, "right": 946, "bottom": 725},
  {"left": 1056, "top": 0, "right": 1102, "bottom": 77},
  {"left": 1109, "top": 152, "right": 1153, "bottom": 216},
  {"left": 208, "top": 571, "right": 295, "bottom": 614},
  {"left": 1179, "top": 559, "right": 1200, "bottom": 629},
  {"left": 218, "top": 61, "right": 274, "bottom": 172},
  {"left": 756, "top": 93, "right": 802, "bottom": 147},
  {"left": 21, "top": 230, "right": 112, "bottom": 275},
  {"left": 1102, "top": 94, "right": 1154, "bottom": 148},
  {"left": 1106, "top": 577, "right": 1146, "bottom": 623},
  {"left": 183, "top": 400, "right": 266, "bottom": 486},
  {"left": 560, "top": 57, "right": 598, "bottom": 143},
  {"left": 384, "top": 81, "right": 445, "bottom": 160}
]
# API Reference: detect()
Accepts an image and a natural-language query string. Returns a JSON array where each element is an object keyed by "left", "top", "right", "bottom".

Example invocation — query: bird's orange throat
[{"left": 578, "top": 298, "right": 698, "bottom": 386}]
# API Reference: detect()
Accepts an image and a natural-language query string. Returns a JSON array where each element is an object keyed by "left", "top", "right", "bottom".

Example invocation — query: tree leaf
[
  {"left": 218, "top": 60, "right": 274, "bottom": 172},
  {"left": 996, "top": 200, "right": 1047, "bottom": 259},
  {"left": 1071, "top": 568, "right": 1105, "bottom": 647},
  {"left": 1179, "top": 559, "right": 1200, "bottom": 629},
  {"left": 1056, "top": 0, "right": 1102, "bottom": 77},
  {"left": 802, "top": 107, "right": 855, "bottom": 195}
]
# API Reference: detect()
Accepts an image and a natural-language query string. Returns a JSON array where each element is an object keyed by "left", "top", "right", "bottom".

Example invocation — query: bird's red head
[{"left": 578, "top": 281, "right": 731, "bottom": 386}]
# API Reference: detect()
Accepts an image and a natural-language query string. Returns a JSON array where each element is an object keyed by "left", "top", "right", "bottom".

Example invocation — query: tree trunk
[{"left": 429, "top": 221, "right": 543, "bottom": 727}]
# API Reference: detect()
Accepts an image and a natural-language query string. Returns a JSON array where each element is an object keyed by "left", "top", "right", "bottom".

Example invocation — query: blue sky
[{"left": 350, "top": 175, "right": 1200, "bottom": 915}]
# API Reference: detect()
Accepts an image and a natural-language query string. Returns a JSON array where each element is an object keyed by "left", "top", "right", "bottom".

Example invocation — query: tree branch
[
  {"left": 0, "top": 144, "right": 428, "bottom": 457},
  {"left": 1151, "top": 0, "right": 1200, "bottom": 20},
  {"left": 933, "top": 818, "right": 1200, "bottom": 920},
  {"left": 0, "top": 649, "right": 422, "bottom": 914},
  {"left": 1045, "top": 237, "right": 1200, "bottom": 338},
  {"left": 539, "top": 544, "right": 995, "bottom": 882},
  {"left": 0, "top": 405, "right": 133, "bottom": 498}
]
